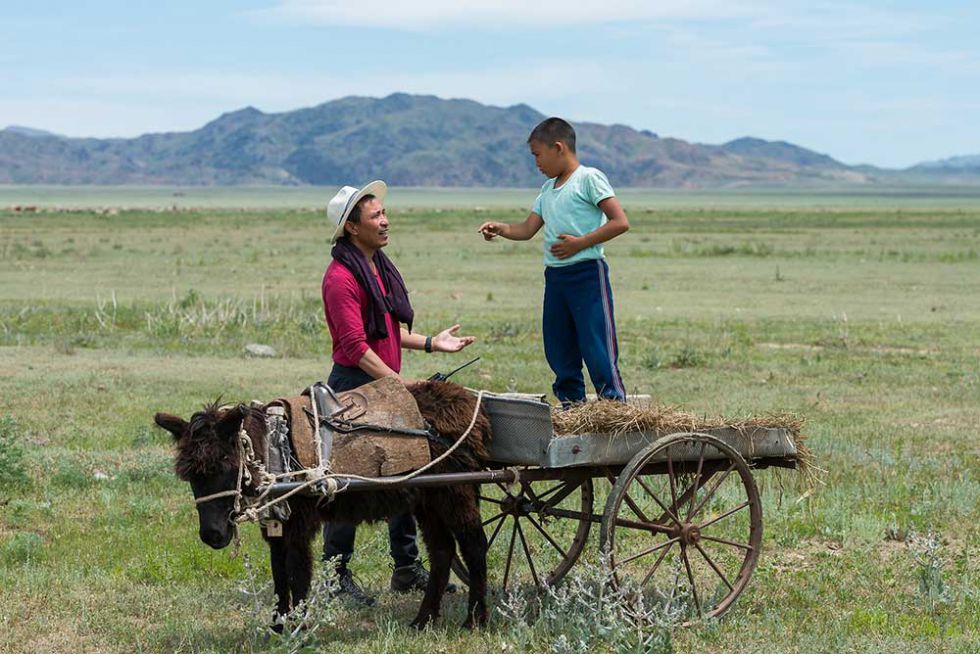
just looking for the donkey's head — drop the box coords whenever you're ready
[155,403,248,549]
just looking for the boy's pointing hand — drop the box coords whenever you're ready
[478,222,502,240]
[550,234,586,259]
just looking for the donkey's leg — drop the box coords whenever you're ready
[411,507,455,629]
[448,486,489,628]
[283,518,317,611]
[266,532,291,628]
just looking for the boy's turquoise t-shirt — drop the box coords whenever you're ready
[532,165,615,267]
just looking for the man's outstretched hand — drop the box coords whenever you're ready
[432,324,475,352]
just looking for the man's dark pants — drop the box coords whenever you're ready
[321,363,420,569]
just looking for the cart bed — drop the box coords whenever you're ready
[481,392,799,468]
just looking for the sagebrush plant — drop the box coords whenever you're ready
[0,415,29,487]
[239,553,343,653]
[496,557,678,654]
[907,531,950,610]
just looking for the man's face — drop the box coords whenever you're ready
[347,198,389,250]
[529,140,563,178]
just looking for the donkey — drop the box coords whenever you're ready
[154,381,491,630]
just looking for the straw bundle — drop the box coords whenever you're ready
[551,400,818,486]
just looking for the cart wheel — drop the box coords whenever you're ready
[599,432,762,623]
[452,474,593,593]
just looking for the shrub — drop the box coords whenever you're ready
[497,559,678,654]
[0,415,29,487]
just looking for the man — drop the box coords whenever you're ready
[321,180,474,605]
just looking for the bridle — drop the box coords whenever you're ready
[192,416,258,520]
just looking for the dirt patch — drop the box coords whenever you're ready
[758,342,937,355]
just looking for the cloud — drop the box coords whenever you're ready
[23,59,617,136]
[251,0,754,29]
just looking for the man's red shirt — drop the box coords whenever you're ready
[322,260,402,372]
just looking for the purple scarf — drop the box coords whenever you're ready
[331,238,414,339]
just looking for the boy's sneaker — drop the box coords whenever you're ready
[390,560,457,594]
[332,567,376,607]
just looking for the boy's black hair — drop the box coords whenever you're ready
[528,117,576,153]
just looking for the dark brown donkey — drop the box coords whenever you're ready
[154,381,491,629]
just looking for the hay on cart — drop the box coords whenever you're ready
[551,400,819,487]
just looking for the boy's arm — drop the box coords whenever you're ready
[478,212,544,241]
[550,197,629,260]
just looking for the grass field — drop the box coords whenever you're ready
[0,190,978,653]
[5,183,980,210]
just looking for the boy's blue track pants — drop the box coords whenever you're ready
[543,258,626,404]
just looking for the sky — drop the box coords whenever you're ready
[1,1,978,168]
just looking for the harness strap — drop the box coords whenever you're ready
[192,391,486,526]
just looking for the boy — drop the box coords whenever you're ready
[478,117,629,405]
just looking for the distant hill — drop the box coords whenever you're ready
[2,125,62,138]
[0,93,888,187]
[910,154,980,174]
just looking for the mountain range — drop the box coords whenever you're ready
[0,94,974,187]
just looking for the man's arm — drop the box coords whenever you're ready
[549,197,629,260]
[401,325,475,352]
[356,348,399,379]
[478,212,544,242]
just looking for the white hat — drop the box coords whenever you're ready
[327,180,388,243]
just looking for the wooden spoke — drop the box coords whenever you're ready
[532,481,574,505]
[681,547,702,617]
[667,447,679,517]
[699,501,750,530]
[615,536,680,568]
[524,512,569,560]
[687,442,707,521]
[641,541,677,587]
[701,534,754,552]
[694,542,735,592]
[611,515,674,535]
[501,517,518,591]
[482,512,506,528]
[688,464,735,521]
[621,489,654,523]
[486,512,508,549]
[634,475,682,527]
[515,519,541,587]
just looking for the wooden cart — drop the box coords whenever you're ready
[271,391,800,622]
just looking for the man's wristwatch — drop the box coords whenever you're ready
[424,335,433,353]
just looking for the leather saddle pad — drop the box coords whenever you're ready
[273,376,431,477]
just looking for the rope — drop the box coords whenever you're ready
[505,465,522,493]
[309,383,323,469]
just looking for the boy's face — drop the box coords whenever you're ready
[529,140,565,178]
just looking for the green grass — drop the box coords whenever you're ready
[1,195,978,653]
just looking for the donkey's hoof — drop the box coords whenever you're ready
[410,615,434,631]
[462,611,487,630]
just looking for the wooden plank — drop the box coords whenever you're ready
[543,427,798,468]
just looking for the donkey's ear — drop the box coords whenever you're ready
[215,404,247,435]
[154,413,188,439]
